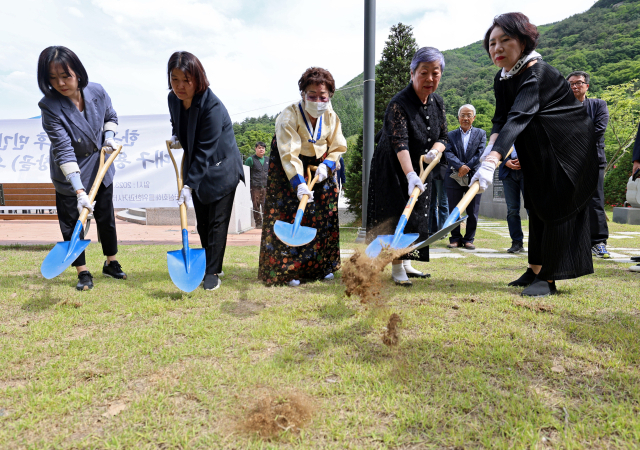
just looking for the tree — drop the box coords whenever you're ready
[343,132,364,217]
[374,23,418,134]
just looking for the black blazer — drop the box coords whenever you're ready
[168,88,244,204]
[443,127,486,189]
[634,122,640,163]
[584,97,609,166]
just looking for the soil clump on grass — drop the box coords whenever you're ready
[382,313,402,347]
[342,247,409,304]
[241,391,314,439]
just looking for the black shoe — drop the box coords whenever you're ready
[463,242,476,250]
[406,271,430,278]
[508,268,536,287]
[521,278,557,297]
[103,260,127,279]
[392,276,413,287]
[631,256,640,262]
[203,274,221,291]
[507,242,524,253]
[76,271,94,291]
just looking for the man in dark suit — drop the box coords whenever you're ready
[444,104,486,250]
[630,124,640,273]
[567,71,611,259]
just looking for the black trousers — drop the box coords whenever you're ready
[55,183,118,267]
[589,166,609,245]
[446,184,482,244]
[192,189,236,275]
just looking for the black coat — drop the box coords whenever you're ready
[443,127,486,189]
[584,97,609,166]
[366,83,448,259]
[168,88,245,204]
[491,60,598,224]
[632,120,640,163]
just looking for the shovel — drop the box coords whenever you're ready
[165,140,206,292]
[41,145,122,279]
[274,165,319,247]
[365,153,442,258]
[412,147,514,251]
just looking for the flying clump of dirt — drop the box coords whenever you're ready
[382,313,402,347]
[241,391,314,439]
[342,247,410,304]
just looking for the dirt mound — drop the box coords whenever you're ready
[241,391,314,439]
[342,247,409,304]
[382,313,402,347]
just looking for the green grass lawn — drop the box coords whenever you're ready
[1,215,639,449]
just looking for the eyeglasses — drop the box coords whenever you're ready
[569,81,587,87]
[459,114,474,119]
[306,94,330,103]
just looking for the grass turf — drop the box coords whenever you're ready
[0,215,639,449]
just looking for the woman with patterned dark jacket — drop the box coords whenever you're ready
[367,47,449,286]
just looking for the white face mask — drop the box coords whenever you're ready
[304,99,330,118]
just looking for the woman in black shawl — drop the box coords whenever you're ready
[471,13,598,297]
[366,47,449,286]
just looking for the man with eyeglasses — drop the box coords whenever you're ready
[567,71,611,259]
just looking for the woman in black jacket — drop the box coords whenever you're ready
[471,13,598,297]
[167,51,245,291]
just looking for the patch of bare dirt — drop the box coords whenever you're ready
[382,313,402,347]
[514,300,553,313]
[240,390,314,439]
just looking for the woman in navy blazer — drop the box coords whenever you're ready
[37,46,127,291]
[166,51,244,291]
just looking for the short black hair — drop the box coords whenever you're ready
[483,13,540,56]
[167,51,210,95]
[37,46,89,97]
[567,71,590,85]
[255,142,266,149]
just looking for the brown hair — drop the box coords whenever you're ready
[298,67,335,97]
[483,12,540,56]
[167,51,210,95]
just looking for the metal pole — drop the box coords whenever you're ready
[356,0,375,243]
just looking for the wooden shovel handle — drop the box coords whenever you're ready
[79,145,123,226]
[298,165,319,211]
[455,146,514,214]
[402,153,443,220]
[166,140,188,230]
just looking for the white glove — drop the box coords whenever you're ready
[104,137,119,154]
[297,183,314,202]
[469,160,496,193]
[76,191,95,214]
[406,171,425,196]
[424,149,439,164]
[480,143,494,162]
[178,185,193,207]
[316,163,329,182]
[169,135,182,149]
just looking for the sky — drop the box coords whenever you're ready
[0,0,598,122]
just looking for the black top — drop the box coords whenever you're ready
[366,83,448,257]
[491,60,598,223]
[168,88,245,204]
[583,97,609,165]
[634,122,640,163]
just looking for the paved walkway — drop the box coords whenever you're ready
[0,219,263,246]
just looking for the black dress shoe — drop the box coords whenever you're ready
[392,276,413,287]
[76,271,94,291]
[507,242,524,253]
[631,256,640,262]
[406,271,430,278]
[203,274,221,291]
[508,268,536,287]
[103,260,127,279]
[521,278,557,297]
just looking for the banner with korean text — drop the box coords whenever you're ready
[0,115,188,208]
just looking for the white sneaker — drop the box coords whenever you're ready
[218,271,224,277]
[288,279,301,287]
[630,264,640,273]
[324,273,334,280]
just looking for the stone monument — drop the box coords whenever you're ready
[612,176,640,225]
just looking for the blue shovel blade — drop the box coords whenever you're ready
[274,220,317,247]
[365,233,420,258]
[167,247,206,292]
[41,220,90,279]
